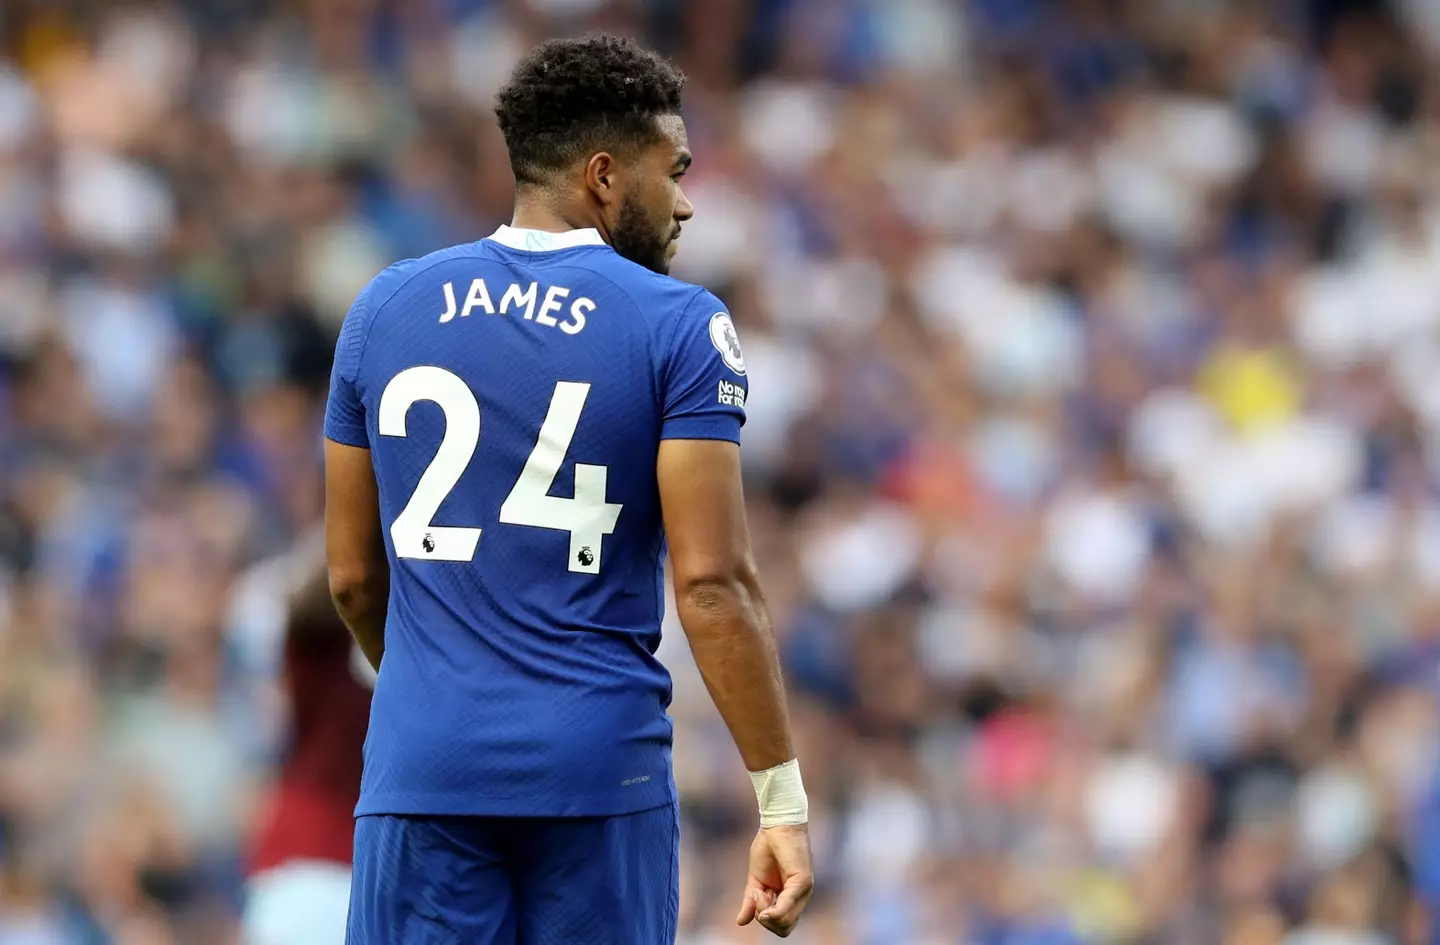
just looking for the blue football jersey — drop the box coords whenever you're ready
[324,226,748,817]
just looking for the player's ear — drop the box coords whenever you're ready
[584,153,620,207]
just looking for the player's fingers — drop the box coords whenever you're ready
[738,884,777,926]
[761,879,812,920]
[756,914,796,938]
[736,884,763,926]
[758,878,813,934]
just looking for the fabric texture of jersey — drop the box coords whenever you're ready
[324,227,747,818]
[345,807,680,945]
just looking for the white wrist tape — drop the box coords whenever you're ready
[748,759,808,828]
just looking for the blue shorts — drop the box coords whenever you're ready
[345,804,679,945]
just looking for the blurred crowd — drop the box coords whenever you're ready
[2,0,1440,942]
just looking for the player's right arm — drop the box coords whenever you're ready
[655,293,813,938]
[658,440,813,938]
[659,440,793,770]
[323,285,389,671]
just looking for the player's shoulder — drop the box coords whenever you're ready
[590,262,746,374]
[543,252,678,304]
[577,254,725,331]
[360,241,496,313]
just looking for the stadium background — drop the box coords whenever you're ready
[2,0,1440,942]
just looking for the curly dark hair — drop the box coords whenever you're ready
[495,35,686,187]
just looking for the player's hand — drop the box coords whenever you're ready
[735,824,814,937]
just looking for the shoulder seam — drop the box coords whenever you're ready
[517,259,706,322]
[658,285,710,348]
[660,287,710,410]
[530,264,710,426]
[528,263,702,413]
[354,248,493,370]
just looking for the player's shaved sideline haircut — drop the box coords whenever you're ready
[494,35,685,187]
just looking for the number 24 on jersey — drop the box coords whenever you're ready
[378,367,623,574]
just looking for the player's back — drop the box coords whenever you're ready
[324,226,747,819]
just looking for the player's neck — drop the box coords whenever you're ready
[508,198,608,244]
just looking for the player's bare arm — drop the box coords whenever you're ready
[658,439,791,768]
[657,438,814,937]
[325,439,389,670]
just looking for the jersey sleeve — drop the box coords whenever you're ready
[323,283,378,448]
[658,289,749,443]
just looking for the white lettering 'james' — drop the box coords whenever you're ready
[439,279,591,334]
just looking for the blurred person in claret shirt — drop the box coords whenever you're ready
[241,564,373,945]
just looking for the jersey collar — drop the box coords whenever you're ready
[486,225,607,252]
